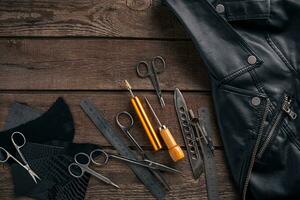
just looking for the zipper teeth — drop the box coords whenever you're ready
[257,95,294,158]
[242,100,270,200]
[257,111,283,158]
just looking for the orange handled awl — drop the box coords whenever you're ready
[124,80,162,151]
[144,97,185,162]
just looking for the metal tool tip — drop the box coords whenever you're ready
[124,80,131,90]
[112,183,120,189]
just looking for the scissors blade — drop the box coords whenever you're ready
[149,74,165,108]
[144,159,182,174]
[85,167,120,189]
[28,170,41,183]
[27,167,41,183]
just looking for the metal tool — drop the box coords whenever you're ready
[136,56,166,108]
[144,97,185,162]
[124,80,162,151]
[189,109,219,200]
[68,151,119,189]
[89,149,180,174]
[0,132,41,183]
[116,111,171,190]
[174,88,203,179]
[189,109,214,153]
[80,99,167,199]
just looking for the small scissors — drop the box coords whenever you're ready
[0,132,41,183]
[136,56,166,108]
[116,111,144,154]
[116,111,175,190]
[68,151,120,189]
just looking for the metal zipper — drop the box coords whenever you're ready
[242,95,297,199]
[257,95,297,159]
[242,99,270,200]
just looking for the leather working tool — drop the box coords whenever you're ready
[144,97,185,162]
[136,56,166,108]
[84,149,180,173]
[80,99,167,199]
[68,150,120,189]
[174,88,203,179]
[189,109,219,200]
[124,80,162,151]
[0,132,41,183]
[189,109,214,153]
[116,111,170,190]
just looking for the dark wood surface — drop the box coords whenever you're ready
[0,0,240,199]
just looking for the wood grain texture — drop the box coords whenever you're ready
[0,38,210,91]
[0,0,186,38]
[0,149,239,200]
[0,92,222,147]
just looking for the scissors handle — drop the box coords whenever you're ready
[90,149,109,166]
[69,152,91,178]
[0,147,10,163]
[151,56,166,74]
[115,111,134,131]
[0,146,31,172]
[136,61,151,78]
[68,163,85,178]
[11,132,26,148]
[74,152,91,166]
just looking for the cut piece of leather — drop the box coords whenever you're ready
[0,97,75,161]
[11,143,98,200]
[1,98,97,200]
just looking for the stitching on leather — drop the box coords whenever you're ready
[282,123,300,152]
[219,62,261,85]
[224,0,266,3]
[249,70,266,95]
[203,0,259,56]
[224,0,270,20]
[227,14,269,21]
[220,84,267,97]
[265,33,298,74]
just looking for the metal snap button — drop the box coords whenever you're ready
[247,55,257,65]
[216,4,225,14]
[251,97,261,106]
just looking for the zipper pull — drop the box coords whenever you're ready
[282,95,297,120]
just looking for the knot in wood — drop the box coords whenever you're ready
[126,0,151,11]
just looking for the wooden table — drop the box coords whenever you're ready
[0,0,239,199]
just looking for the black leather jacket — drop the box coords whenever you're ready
[166,0,300,199]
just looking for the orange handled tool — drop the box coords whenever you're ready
[144,97,185,162]
[124,80,162,151]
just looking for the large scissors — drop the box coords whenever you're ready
[136,56,166,108]
[68,151,120,189]
[0,132,41,183]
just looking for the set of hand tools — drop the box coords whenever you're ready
[0,56,219,200]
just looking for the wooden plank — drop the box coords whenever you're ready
[0,38,209,91]
[0,92,221,147]
[0,149,239,200]
[0,0,186,38]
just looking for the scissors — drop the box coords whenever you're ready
[136,56,166,108]
[68,151,120,189]
[0,132,41,183]
[116,111,144,154]
[116,111,176,190]
[93,149,181,174]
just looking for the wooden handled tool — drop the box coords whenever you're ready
[144,97,185,162]
[124,80,162,151]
